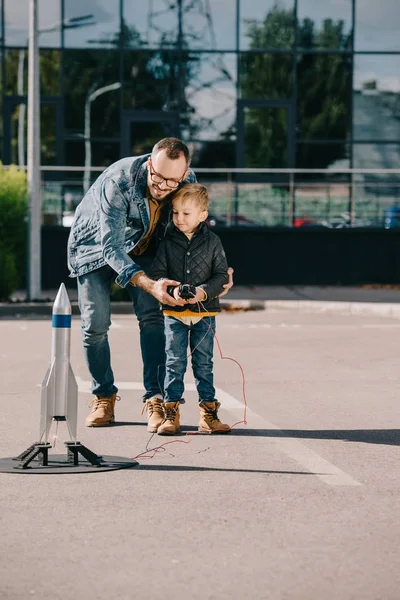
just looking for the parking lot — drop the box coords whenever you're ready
[1,307,400,600]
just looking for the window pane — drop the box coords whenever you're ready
[296,142,350,169]
[4,49,28,95]
[236,182,290,226]
[182,0,236,50]
[40,50,61,95]
[65,140,84,166]
[240,53,293,99]
[38,0,62,47]
[240,0,295,50]
[127,121,173,157]
[9,103,27,166]
[122,0,178,48]
[4,0,62,47]
[63,50,120,138]
[294,181,351,228]
[64,0,120,48]
[243,106,288,168]
[353,174,400,228]
[353,55,400,141]
[183,53,237,140]
[8,100,60,167]
[91,141,120,167]
[353,144,400,170]
[297,54,351,140]
[4,49,60,95]
[40,104,57,165]
[190,141,236,168]
[355,0,400,51]
[5,0,28,46]
[297,0,352,50]
[123,51,181,111]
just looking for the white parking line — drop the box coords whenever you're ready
[218,389,361,486]
[76,377,361,486]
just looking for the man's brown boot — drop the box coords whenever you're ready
[157,401,181,435]
[85,393,119,427]
[142,397,165,432]
[198,401,231,433]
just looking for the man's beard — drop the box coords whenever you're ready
[147,183,172,201]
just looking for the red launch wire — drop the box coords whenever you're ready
[133,298,247,460]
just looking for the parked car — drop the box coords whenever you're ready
[384,207,400,229]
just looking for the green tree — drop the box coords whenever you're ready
[0,165,28,299]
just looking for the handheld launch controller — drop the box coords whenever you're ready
[167,283,197,299]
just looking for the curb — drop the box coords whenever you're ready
[264,299,400,318]
[2,299,400,318]
[0,299,265,318]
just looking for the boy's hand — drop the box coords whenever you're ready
[172,286,182,302]
[218,267,234,298]
[187,287,207,304]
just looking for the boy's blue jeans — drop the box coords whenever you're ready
[77,260,165,399]
[164,315,216,403]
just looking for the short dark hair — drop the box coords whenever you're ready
[152,138,191,166]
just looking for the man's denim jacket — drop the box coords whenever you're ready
[67,154,196,288]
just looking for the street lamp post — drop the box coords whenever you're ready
[24,12,95,299]
[83,82,122,193]
[27,0,41,300]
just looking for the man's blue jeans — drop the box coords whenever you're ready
[164,315,216,403]
[77,259,165,399]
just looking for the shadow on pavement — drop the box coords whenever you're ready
[229,428,400,446]
[112,421,148,427]
[135,464,318,475]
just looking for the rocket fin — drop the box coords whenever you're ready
[65,364,78,441]
[40,360,56,443]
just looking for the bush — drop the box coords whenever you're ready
[0,164,28,299]
[0,245,18,301]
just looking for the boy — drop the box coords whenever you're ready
[151,183,231,435]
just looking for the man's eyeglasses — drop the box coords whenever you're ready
[149,163,185,190]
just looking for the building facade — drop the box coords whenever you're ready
[1,0,399,170]
[1,0,400,229]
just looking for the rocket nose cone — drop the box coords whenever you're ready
[53,283,71,315]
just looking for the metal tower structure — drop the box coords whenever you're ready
[146,0,236,139]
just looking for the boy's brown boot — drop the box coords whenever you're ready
[157,401,181,435]
[85,393,120,427]
[198,401,231,433]
[142,397,165,432]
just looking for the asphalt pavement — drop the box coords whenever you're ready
[1,302,400,599]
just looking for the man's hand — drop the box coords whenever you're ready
[187,287,207,304]
[218,267,234,298]
[134,274,186,306]
[152,279,186,306]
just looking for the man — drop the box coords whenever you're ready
[67,138,232,429]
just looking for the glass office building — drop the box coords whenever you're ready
[1,0,399,225]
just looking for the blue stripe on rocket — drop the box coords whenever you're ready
[52,315,72,328]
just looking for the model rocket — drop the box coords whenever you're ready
[40,283,78,443]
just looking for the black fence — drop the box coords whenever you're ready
[42,225,400,290]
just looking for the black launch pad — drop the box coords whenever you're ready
[0,441,138,474]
